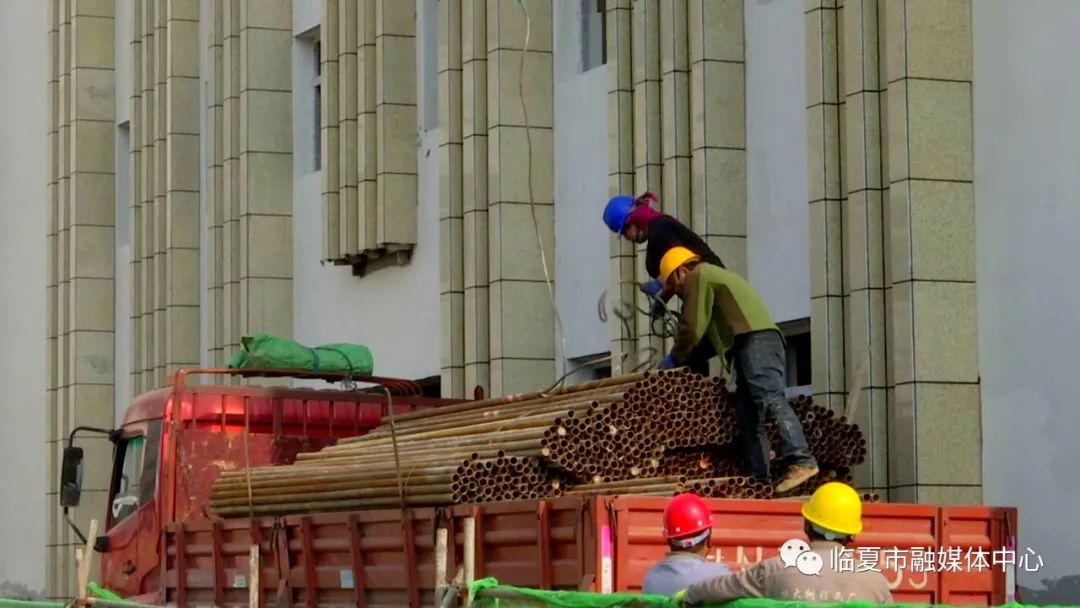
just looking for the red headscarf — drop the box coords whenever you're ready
[624,191,663,231]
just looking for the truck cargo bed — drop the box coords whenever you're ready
[162,496,1017,608]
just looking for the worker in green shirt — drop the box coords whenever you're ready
[656,246,819,494]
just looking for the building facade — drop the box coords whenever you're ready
[0,0,1077,602]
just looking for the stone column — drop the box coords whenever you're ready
[883,0,980,504]
[205,0,225,366]
[688,0,747,276]
[461,0,491,395]
[238,2,294,340]
[841,0,890,492]
[164,1,201,374]
[439,0,466,396]
[486,0,555,395]
[605,0,640,374]
[806,0,847,414]
[46,0,116,596]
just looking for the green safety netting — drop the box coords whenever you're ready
[0,582,148,608]
[467,578,1075,608]
[227,332,374,376]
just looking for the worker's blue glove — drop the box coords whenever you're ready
[658,355,677,370]
[640,278,663,298]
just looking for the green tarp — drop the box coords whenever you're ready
[226,332,375,376]
[467,578,1075,608]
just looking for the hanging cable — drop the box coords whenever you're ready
[515,0,569,380]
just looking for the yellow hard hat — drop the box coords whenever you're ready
[800,482,864,536]
[659,247,700,284]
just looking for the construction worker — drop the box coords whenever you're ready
[602,192,723,375]
[676,482,894,604]
[655,246,818,493]
[642,493,732,595]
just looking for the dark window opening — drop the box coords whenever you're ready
[313,38,322,171]
[581,0,607,71]
[779,318,811,388]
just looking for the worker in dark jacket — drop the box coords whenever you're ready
[655,246,818,493]
[602,192,723,374]
[677,482,893,605]
[642,493,732,595]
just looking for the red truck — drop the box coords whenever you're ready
[60,369,1020,607]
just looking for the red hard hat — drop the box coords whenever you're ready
[663,493,714,548]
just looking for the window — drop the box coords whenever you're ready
[779,318,811,394]
[296,27,322,172]
[313,37,322,171]
[110,436,145,526]
[581,0,607,72]
[563,354,612,385]
[108,420,161,528]
[418,0,439,130]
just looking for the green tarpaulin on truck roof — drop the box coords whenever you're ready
[467,578,1076,608]
[226,332,374,376]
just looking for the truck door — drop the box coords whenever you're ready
[102,421,161,597]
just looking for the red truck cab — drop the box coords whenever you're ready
[58,368,460,602]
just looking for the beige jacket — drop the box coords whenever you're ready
[684,541,894,604]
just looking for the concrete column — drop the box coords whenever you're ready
[883,0,980,504]
[152,0,167,382]
[605,0,639,375]
[321,0,416,269]
[659,0,691,222]
[375,0,418,246]
[47,0,116,596]
[461,0,491,397]
[630,0,663,361]
[45,0,60,584]
[806,0,847,413]
[320,0,341,259]
[688,0,747,275]
[136,0,156,390]
[485,0,555,395]
[221,0,241,363]
[358,0,378,253]
[164,1,200,373]
[841,0,889,493]
[439,0,465,397]
[206,0,225,366]
[337,0,360,252]
[238,2,293,339]
[45,0,64,592]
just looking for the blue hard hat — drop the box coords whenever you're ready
[603,195,636,234]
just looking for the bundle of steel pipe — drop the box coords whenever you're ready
[208,370,871,515]
[675,476,775,500]
[775,396,868,468]
[561,475,771,499]
[659,446,742,479]
[539,369,737,481]
[209,460,462,516]
[450,454,559,504]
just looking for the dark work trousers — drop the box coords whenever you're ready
[729,330,817,482]
[685,338,715,376]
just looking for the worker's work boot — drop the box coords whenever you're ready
[774,463,819,494]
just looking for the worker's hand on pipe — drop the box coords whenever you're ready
[640,278,663,298]
[658,355,677,370]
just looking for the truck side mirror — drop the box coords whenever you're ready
[60,446,84,508]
